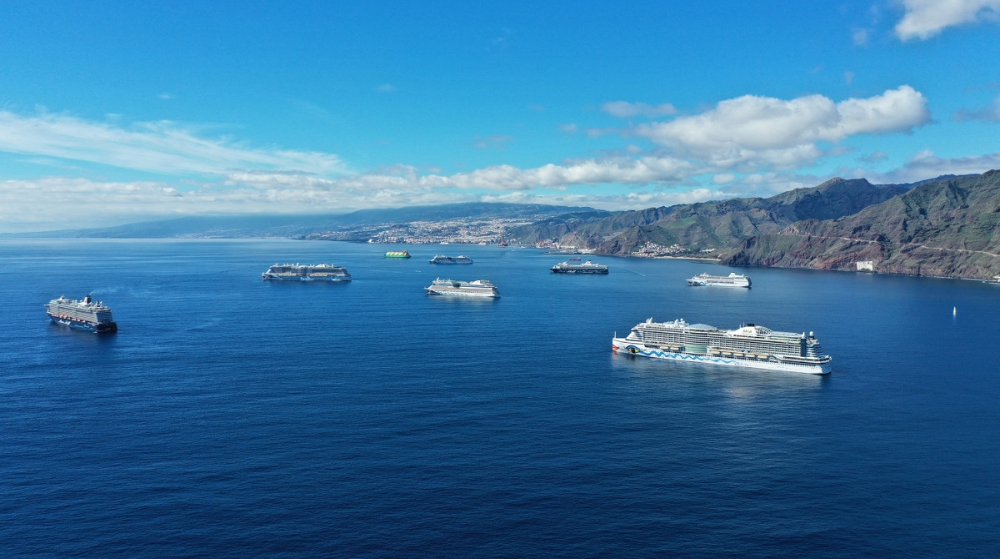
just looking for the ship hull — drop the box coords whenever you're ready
[687,280,750,287]
[551,269,609,274]
[262,274,351,282]
[612,337,830,374]
[425,288,498,298]
[48,314,118,333]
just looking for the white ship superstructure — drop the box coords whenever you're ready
[46,295,118,333]
[551,260,609,274]
[425,278,500,298]
[612,318,831,374]
[687,272,751,287]
[430,255,473,264]
[262,263,352,282]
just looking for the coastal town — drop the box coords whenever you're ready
[304,217,534,246]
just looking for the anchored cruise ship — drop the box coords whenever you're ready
[687,272,751,288]
[262,263,352,282]
[429,255,473,264]
[425,278,500,298]
[46,295,118,333]
[612,318,831,374]
[551,260,609,274]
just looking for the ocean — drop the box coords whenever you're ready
[1,239,998,558]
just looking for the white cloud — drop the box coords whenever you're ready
[867,149,1000,183]
[895,0,1000,41]
[375,83,396,93]
[557,123,578,134]
[0,110,347,177]
[601,101,677,118]
[632,86,929,170]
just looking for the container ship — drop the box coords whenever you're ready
[46,295,118,333]
[612,318,831,374]
[262,263,352,282]
[550,260,609,274]
[425,278,500,298]
[687,272,751,288]
[429,255,473,264]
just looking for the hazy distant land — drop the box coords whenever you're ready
[8,172,1000,280]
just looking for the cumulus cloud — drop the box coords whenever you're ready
[0,110,347,177]
[895,0,1000,41]
[631,86,929,170]
[601,101,677,118]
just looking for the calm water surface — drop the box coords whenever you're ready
[1,239,998,558]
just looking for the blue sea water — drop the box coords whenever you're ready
[1,239,998,558]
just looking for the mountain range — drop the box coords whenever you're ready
[508,172,1000,279]
[724,171,1000,279]
[508,177,912,254]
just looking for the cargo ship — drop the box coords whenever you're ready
[384,251,411,258]
[46,295,118,333]
[429,255,473,264]
[425,278,500,298]
[687,272,751,288]
[612,318,831,374]
[550,260,609,274]
[262,263,352,282]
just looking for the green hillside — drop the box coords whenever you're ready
[508,178,908,254]
[723,170,1000,279]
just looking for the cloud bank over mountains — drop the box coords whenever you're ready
[2,83,993,232]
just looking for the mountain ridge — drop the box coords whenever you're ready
[722,170,1000,279]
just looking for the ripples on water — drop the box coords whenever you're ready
[1,239,998,558]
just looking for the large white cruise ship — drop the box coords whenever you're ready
[687,272,751,288]
[612,318,831,374]
[262,263,351,282]
[425,278,500,298]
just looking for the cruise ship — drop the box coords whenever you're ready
[429,255,473,264]
[262,263,352,282]
[612,318,831,374]
[425,278,500,298]
[687,272,751,288]
[551,260,609,274]
[46,295,118,333]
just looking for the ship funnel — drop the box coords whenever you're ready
[809,331,814,337]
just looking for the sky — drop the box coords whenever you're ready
[2,0,1000,232]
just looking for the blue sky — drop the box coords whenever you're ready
[2,0,1000,231]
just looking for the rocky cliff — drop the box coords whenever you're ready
[723,170,1000,279]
